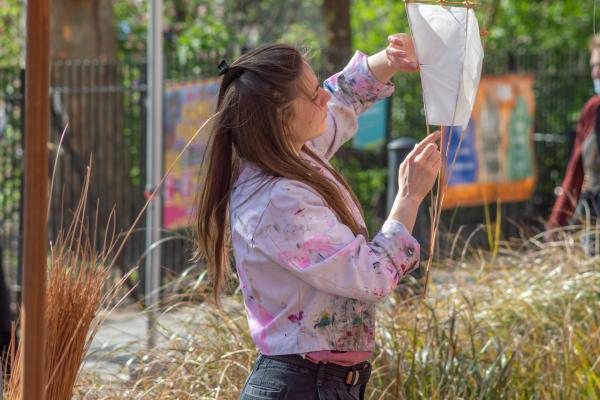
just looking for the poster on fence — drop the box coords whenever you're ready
[353,97,390,149]
[442,74,537,209]
[163,78,220,229]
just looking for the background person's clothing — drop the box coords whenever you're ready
[581,128,600,194]
[230,51,420,362]
[549,96,600,227]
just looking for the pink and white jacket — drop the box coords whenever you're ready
[230,51,420,356]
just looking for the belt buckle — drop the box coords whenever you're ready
[345,367,360,386]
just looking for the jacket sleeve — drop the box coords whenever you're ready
[252,180,420,302]
[308,51,394,160]
[548,96,600,228]
[547,146,584,228]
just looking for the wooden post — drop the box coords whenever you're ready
[21,0,50,398]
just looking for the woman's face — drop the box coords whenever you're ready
[287,62,332,151]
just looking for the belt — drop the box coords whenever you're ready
[263,354,371,386]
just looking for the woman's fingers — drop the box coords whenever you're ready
[387,33,407,48]
[414,131,440,153]
[414,142,436,162]
[430,156,442,172]
[396,130,443,202]
[386,48,407,58]
[387,33,419,72]
[388,57,419,71]
[410,131,440,161]
[426,145,441,163]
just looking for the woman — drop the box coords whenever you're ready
[195,34,441,399]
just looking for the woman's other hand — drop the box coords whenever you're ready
[367,32,419,83]
[388,131,441,232]
[397,131,442,204]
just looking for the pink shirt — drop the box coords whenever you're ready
[230,51,420,365]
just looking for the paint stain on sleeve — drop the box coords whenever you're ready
[287,311,304,325]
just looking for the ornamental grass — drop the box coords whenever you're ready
[4,163,131,400]
[72,226,599,399]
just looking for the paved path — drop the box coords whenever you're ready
[81,270,468,385]
[83,304,207,382]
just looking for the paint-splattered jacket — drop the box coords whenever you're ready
[230,51,420,355]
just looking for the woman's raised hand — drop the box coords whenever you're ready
[397,131,442,204]
[386,33,419,73]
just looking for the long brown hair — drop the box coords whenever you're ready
[195,44,367,305]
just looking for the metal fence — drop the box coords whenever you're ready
[0,52,227,306]
[0,46,594,305]
[0,68,24,307]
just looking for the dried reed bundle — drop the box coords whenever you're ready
[4,163,131,400]
[80,228,599,399]
[4,113,220,399]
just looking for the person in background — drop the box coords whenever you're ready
[547,34,600,244]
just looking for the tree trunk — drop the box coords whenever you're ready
[322,0,352,76]
[49,0,141,300]
[50,0,118,61]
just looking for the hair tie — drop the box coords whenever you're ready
[217,59,230,76]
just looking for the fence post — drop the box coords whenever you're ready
[17,68,26,306]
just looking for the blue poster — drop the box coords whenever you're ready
[353,98,389,149]
[443,122,478,185]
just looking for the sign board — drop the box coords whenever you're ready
[353,97,389,149]
[443,74,536,208]
[162,78,220,229]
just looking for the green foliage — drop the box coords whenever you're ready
[332,154,388,235]
[487,0,596,52]
[112,0,149,56]
[350,0,598,54]
[113,0,323,64]
[351,0,410,55]
[0,0,22,66]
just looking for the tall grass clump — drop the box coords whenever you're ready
[371,227,600,399]
[75,227,599,399]
[4,165,131,400]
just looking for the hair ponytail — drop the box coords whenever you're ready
[195,44,369,306]
[194,110,239,306]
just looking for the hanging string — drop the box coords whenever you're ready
[404,0,483,297]
[424,3,474,297]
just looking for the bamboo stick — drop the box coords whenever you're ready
[404,0,479,8]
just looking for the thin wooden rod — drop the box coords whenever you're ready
[21,0,50,398]
[404,0,479,8]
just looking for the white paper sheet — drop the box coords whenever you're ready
[407,3,484,126]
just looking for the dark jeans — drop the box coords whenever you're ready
[572,191,600,223]
[240,354,370,400]
[571,191,600,256]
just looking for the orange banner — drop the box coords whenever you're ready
[442,74,537,208]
